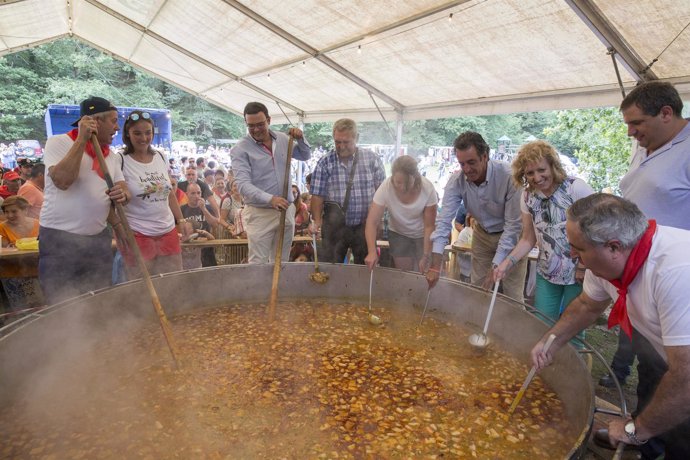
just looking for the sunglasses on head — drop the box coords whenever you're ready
[128,112,151,122]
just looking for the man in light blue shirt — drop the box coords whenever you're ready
[620,82,690,230]
[426,131,527,302]
[230,102,311,264]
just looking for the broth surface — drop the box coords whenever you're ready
[1,301,577,458]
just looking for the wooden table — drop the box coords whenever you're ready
[182,235,313,265]
[181,235,313,248]
[2,236,391,279]
[0,247,39,278]
[0,248,43,313]
[0,236,314,278]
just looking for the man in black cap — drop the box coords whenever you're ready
[16,158,33,184]
[39,96,130,304]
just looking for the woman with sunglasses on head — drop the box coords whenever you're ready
[115,110,186,278]
[493,140,593,333]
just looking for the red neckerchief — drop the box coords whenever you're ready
[67,129,110,179]
[607,220,657,338]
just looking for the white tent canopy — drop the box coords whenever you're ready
[1,0,689,124]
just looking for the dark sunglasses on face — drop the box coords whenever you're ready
[128,112,151,122]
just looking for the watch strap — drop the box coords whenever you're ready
[625,421,648,445]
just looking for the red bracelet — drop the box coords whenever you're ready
[427,268,440,273]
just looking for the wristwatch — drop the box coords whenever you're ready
[624,420,648,445]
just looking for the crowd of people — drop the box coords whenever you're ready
[1,81,689,458]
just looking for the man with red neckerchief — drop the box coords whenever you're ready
[530,193,690,459]
[591,80,690,458]
[39,96,130,304]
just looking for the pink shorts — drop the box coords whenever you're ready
[120,227,181,266]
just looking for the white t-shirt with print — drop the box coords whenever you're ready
[120,151,174,235]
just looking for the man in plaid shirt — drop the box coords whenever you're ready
[310,118,386,264]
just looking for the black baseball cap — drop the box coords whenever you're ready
[71,96,117,126]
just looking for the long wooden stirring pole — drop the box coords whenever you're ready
[507,333,557,416]
[90,134,181,368]
[268,135,294,321]
[612,442,626,460]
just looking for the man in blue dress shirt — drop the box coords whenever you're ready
[426,131,526,302]
[231,102,311,264]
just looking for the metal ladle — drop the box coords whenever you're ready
[368,270,382,325]
[468,280,500,350]
[308,233,329,284]
[418,289,432,327]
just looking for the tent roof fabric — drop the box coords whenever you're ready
[2,0,689,123]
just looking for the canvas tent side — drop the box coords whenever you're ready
[0,0,688,125]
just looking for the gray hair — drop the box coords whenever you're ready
[332,118,358,137]
[93,111,115,122]
[567,193,648,249]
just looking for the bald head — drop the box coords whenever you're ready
[186,182,203,207]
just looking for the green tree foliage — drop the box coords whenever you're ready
[0,38,245,145]
[302,122,333,149]
[0,59,48,140]
[397,112,558,156]
[544,108,630,193]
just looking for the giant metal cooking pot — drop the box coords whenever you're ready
[0,264,593,458]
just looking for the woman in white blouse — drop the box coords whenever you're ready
[365,155,437,272]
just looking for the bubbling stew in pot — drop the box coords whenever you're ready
[1,300,577,458]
